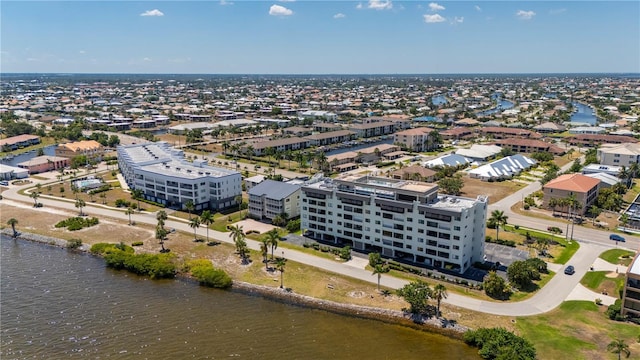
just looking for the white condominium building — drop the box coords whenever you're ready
[300,174,487,274]
[117,142,241,211]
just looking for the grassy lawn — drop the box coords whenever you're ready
[580,271,625,297]
[461,177,524,204]
[553,241,580,265]
[509,271,556,301]
[503,224,579,264]
[517,301,640,360]
[600,249,636,266]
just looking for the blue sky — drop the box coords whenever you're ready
[1,1,638,74]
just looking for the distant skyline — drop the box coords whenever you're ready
[1,1,639,74]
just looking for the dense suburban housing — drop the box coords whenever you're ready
[117,142,241,211]
[300,174,487,274]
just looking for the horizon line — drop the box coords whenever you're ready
[2,72,640,76]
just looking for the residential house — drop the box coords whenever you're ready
[390,165,436,182]
[393,127,438,152]
[542,174,600,215]
[455,144,502,163]
[597,143,640,167]
[423,154,471,168]
[468,154,536,181]
[55,140,104,161]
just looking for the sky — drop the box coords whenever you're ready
[1,1,639,74]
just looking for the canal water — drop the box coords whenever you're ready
[569,102,597,125]
[0,145,57,167]
[0,237,480,359]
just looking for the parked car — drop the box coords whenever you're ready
[609,234,626,242]
[564,265,575,275]
[0,181,9,186]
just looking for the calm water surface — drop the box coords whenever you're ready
[0,237,480,359]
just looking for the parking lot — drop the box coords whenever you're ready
[484,243,530,267]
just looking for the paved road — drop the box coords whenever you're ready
[0,170,617,316]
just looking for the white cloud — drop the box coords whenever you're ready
[451,16,464,24]
[356,2,363,9]
[424,13,445,23]
[269,4,293,16]
[474,5,481,12]
[333,13,346,19]
[428,2,445,12]
[79,50,86,54]
[143,57,152,62]
[516,10,536,20]
[140,9,164,17]
[368,0,392,10]
[219,0,233,5]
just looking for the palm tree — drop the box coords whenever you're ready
[99,192,107,205]
[75,199,86,216]
[189,216,201,241]
[6,218,18,238]
[156,225,168,252]
[229,224,245,245]
[607,339,631,360]
[590,205,601,225]
[156,210,168,230]
[619,166,632,188]
[432,284,448,317]
[264,147,276,167]
[245,145,255,162]
[260,238,269,270]
[620,213,630,233]
[548,198,558,216]
[125,207,134,225]
[200,210,214,243]
[131,189,143,212]
[275,257,287,289]
[30,191,40,206]
[222,141,230,156]
[266,228,280,260]
[488,210,508,241]
[185,200,195,220]
[372,263,390,292]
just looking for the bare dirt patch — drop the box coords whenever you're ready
[461,176,523,203]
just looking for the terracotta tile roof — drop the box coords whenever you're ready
[543,173,600,193]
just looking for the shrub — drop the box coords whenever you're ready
[131,241,143,247]
[67,239,83,249]
[595,298,603,306]
[90,242,134,255]
[104,251,176,279]
[55,217,99,231]
[547,226,562,234]
[286,219,301,232]
[485,235,492,242]
[464,327,536,360]
[606,299,625,321]
[185,259,232,289]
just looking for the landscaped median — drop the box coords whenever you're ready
[502,224,580,264]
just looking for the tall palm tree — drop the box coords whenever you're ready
[99,192,107,205]
[488,210,508,241]
[264,147,276,167]
[6,218,18,238]
[75,199,86,216]
[125,207,134,225]
[620,213,630,233]
[607,338,631,360]
[229,224,245,245]
[185,200,195,220]
[260,238,270,270]
[131,189,143,212]
[200,210,214,243]
[432,284,448,318]
[590,205,601,225]
[156,210,168,230]
[266,228,280,260]
[30,191,40,206]
[276,257,287,289]
[221,141,230,156]
[246,145,255,162]
[618,166,632,188]
[372,263,390,292]
[548,198,558,216]
[189,216,201,241]
[156,225,168,252]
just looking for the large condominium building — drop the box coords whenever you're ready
[55,140,104,161]
[598,143,640,167]
[300,174,487,274]
[117,142,241,211]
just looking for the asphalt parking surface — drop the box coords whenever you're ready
[484,243,530,266]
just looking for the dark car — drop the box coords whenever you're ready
[610,234,626,242]
[564,265,575,275]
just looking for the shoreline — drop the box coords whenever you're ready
[1,229,469,339]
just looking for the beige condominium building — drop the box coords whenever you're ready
[300,174,487,274]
